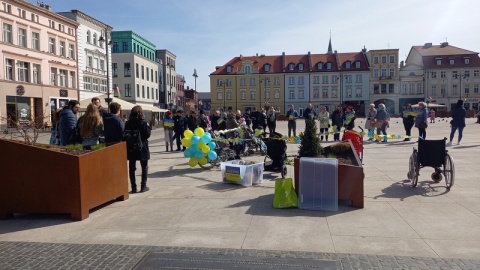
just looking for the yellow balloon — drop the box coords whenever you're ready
[197,141,206,150]
[188,157,198,167]
[184,129,194,139]
[201,145,210,154]
[181,138,192,148]
[194,127,205,137]
[199,157,208,165]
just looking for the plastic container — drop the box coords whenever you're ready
[220,160,264,186]
[298,158,338,211]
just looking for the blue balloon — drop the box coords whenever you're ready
[191,135,200,144]
[207,150,217,161]
[195,150,204,159]
[183,148,191,158]
[208,142,216,149]
[200,134,211,143]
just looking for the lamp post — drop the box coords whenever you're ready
[192,69,198,91]
[222,80,226,112]
[453,72,467,101]
[99,30,112,111]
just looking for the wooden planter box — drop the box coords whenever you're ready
[0,140,129,221]
[294,140,364,208]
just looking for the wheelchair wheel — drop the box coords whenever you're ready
[408,151,419,187]
[431,170,442,183]
[444,153,455,189]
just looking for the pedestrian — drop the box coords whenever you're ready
[251,107,259,130]
[303,103,316,123]
[103,102,125,144]
[173,109,187,151]
[429,109,436,123]
[257,107,267,130]
[225,110,238,129]
[91,97,106,116]
[77,103,104,148]
[343,106,355,131]
[447,100,466,146]
[59,100,80,146]
[243,109,252,128]
[235,110,242,122]
[365,104,377,141]
[402,104,415,141]
[49,109,61,145]
[318,106,329,141]
[286,104,298,138]
[210,110,221,131]
[163,110,174,151]
[125,105,151,193]
[374,103,389,143]
[414,101,428,140]
[197,109,209,129]
[330,105,343,141]
[266,106,277,134]
[187,110,198,131]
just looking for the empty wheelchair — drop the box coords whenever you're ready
[407,138,454,189]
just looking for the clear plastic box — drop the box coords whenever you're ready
[298,158,338,211]
[220,160,264,186]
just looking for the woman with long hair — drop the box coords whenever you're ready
[414,101,429,140]
[447,100,466,146]
[266,106,277,133]
[78,103,104,147]
[125,105,151,193]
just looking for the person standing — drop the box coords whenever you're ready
[402,104,415,141]
[78,104,104,148]
[286,104,298,138]
[197,109,209,129]
[59,100,80,146]
[303,103,316,123]
[375,103,389,143]
[318,106,330,141]
[173,109,187,151]
[447,100,466,146]
[429,109,436,123]
[125,105,151,193]
[187,110,198,131]
[266,106,277,133]
[210,110,221,131]
[243,109,252,128]
[330,105,343,141]
[103,102,125,144]
[414,101,428,140]
[365,104,377,141]
[251,107,259,130]
[257,107,267,130]
[91,97,106,116]
[343,106,355,131]
[163,111,174,151]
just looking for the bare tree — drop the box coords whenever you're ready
[1,110,51,145]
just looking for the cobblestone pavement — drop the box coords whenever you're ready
[1,241,479,269]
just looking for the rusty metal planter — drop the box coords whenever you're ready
[0,139,129,220]
[294,140,364,208]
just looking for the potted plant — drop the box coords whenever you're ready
[293,117,364,208]
[0,116,129,221]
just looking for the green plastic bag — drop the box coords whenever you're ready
[273,178,298,209]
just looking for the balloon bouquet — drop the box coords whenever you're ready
[181,127,218,167]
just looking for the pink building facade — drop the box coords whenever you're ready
[0,0,78,128]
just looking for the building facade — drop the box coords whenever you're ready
[57,10,112,102]
[0,0,79,128]
[175,74,185,109]
[156,49,176,110]
[111,31,159,108]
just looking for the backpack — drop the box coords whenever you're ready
[123,128,143,152]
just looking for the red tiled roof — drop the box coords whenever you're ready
[423,54,480,69]
[413,44,477,56]
[310,53,338,72]
[337,52,369,71]
[283,54,310,73]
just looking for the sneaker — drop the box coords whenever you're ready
[140,186,150,193]
[446,141,452,147]
[457,141,461,145]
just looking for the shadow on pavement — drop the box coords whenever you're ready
[373,180,450,201]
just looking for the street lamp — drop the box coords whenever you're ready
[192,69,198,91]
[453,72,467,101]
[98,30,112,111]
[166,62,174,107]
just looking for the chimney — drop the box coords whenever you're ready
[423,43,433,48]
[256,53,258,57]
[400,60,404,68]
[440,42,449,48]
[239,54,243,60]
[45,5,51,11]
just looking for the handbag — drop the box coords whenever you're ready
[273,178,298,209]
[419,121,428,129]
[69,125,83,145]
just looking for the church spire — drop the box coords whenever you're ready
[327,30,333,54]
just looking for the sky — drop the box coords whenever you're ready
[31,0,480,93]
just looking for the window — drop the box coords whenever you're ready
[298,89,304,99]
[402,83,407,94]
[332,75,338,84]
[409,83,414,94]
[226,65,232,72]
[431,85,437,95]
[5,59,13,80]
[313,87,320,98]
[436,59,441,65]
[298,76,304,85]
[389,68,394,77]
[374,84,379,94]
[226,90,232,100]
[440,71,446,78]
[417,83,422,94]
[465,85,470,94]
[465,58,470,64]
[345,75,352,83]
[18,28,26,47]
[92,78,99,91]
[274,89,280,99]
[93,33,97,46]
[3,3,12,13]
[244,65,251,74]
[17,61,29,82]
[381,84,387,94]
[135,63,139,78]
[464,70,470,78]
[346,88,352,97]
[141,65,144,79]
[155,71,158,83]
[322,75,328,84]
[264,64,270,71]
[136,84,140,97]
[3,23,12,44]
[288,77,294,85]
[374,69,379,78]
[226,79,232,86]
[84,76,91,90]
[59,41,65,57]
[112,42,119,53]
[289,89,295,99]
[381,69,387,77]
[381,56,387,63]
[331,87,338,97]
[86,31,91,43]
[288,63,294,71]
[147,86,150,99]
[217,91,223,100]
[322,88,328,98]
[345,61,351,68]
[146,68,149,80]
[389,84,394,94]
[123,63,131,77]
[441,85,446,96]
[93,58,98,69]
[326,62,332,70]
[122,41,128,52]
[31,32,39,50]
[87,56,92,68]
[355,74,362,83]
[58,70,67,87]
[474,84,479,94]
[452,71,458,78]
[142,85,145,98]
[240,78,246,86]
[100,60,105,71]
[151,69,153,82]
[49,37,55,54]
[317,62,323,69]
[250,90,256,99]
[313,76,319,84]
[452,84,458,95]
[69,44,75,59]
[475,70,479,77]
[250,78,256,85]
[274,77,280,85]
[449,59,454,65]
[355,61,361,68]
[32,64,40,84]
[389,55,395,63]
[431,71,437,78]
[298,63,304,70]
[240,90,246,100]
[69,71,75,88]
[373,56,378,64]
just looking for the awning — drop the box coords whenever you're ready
[412,103,447,108]
[80,94,168,112]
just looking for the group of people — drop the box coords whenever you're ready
[51,97,152,194]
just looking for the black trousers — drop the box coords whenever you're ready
[418,127,426,139]
[129,159,148,189]
[403,122,414,136]
[173,131,185,150]
[288,121,296,138]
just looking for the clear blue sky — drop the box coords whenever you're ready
[32,0,480,93]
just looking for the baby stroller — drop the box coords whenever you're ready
[342,126,364,161]
[239,125,267,156]
[262,132,288,178]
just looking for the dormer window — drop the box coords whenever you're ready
[345,61,351,68]
[288,63,295,71]
[298,63,304,70]
[226,65,232,73]
[326,62,332,70]
[264,64,271,72]
[317,62,323,69]
[355,61,361,68]
[465,58,470,64]
[436,59,442,65]
[244,65,251,74]
[450,59,455,65]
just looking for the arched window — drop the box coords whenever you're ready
[288,63,295,71]
[317,62,323,69]
[345,61,351,68]
[264,64,271,72]
[244,65,251,74]
[355,61,361,68]
[86,31,91,43]
[226,65,232,73]
[326,62,332,70]
[298,63,304,70]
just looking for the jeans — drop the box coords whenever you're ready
[287,121,296,137]
[377,123,388,141]
[449,126,464,142]
[418,127,426,139]
[82,139,99,148]
[129,159,148,190]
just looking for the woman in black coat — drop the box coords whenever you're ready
[125,105,151,193]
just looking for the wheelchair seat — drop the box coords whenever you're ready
[418,139,446,168]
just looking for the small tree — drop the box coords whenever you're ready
[298,117,322,157]
[1,111,49,145]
